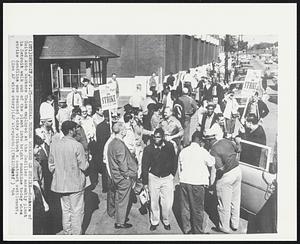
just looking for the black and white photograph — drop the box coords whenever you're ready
[3,3,296,241]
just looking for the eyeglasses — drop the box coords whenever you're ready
[153,136,162,138]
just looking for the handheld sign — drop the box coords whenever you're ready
[98,83,118,111]
[241,69,262,96]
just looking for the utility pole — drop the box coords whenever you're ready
[225,34,229,84]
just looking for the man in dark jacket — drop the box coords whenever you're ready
[96,110,111,193]
[107,122,138,229]
[142,128,177,231]
[239,113,267,167]
[244,92,269,121]
[171,90,185,127]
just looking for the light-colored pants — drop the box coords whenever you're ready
[216,166,242,232]
[148,173,174,225]
[60,190,85,235]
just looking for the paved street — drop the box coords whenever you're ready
[55,56,277,236]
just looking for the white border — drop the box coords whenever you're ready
[3,3,297,241]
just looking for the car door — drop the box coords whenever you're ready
[238,139,277,215]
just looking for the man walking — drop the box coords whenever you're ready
[179,87,198,147]
[178,131,215,234]
[48,121,89,235]
[107,122,138,229]
[142,128,177,231]
[206,133,242,234]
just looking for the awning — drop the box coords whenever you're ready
[39,35,119,60]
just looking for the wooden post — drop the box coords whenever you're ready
[102,58,108,84]
[108,109,112,133]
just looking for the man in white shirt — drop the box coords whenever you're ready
[223,91,239,134]
[81,78,95,107]
[80,106,96,142]
[66,85,82,111]
[178,131,215,234]
[39,95,56,133]
[107,73,120,99]
[205,113,226,141]
[129,83,145,109]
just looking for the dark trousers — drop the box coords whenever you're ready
[107,176,116,218]
[179,183,206,234]
[101,166,109,193]
[183,116,192,147]
[115,178,133,224]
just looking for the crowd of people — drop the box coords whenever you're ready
[33,63,271,235]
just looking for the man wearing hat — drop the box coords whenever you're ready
[179,87,198,147]
[205,132,242,234]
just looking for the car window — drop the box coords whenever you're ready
[238,139,273,173]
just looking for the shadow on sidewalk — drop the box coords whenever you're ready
[82,186,100,234]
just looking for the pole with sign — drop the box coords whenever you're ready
[98,82,118,133]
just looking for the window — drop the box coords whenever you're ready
[50,60,103,89]
[50,63,60,90]
[239,139,273,172]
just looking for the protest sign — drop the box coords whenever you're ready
[98,83,118,111]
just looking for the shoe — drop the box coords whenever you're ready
[150,224,159,231]
[114,223,133,229]
[211,226,230,234]
[163,224,171,230]
[230,226,238,231]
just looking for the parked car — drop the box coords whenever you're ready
[264,58,273,64]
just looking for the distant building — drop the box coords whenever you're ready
[34,35,223,127]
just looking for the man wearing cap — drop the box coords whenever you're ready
[39,95,56,133]
[48,121,89,235]
[206,133,242,234]
[179,88,198,147]
[178,131,215,234]
[66,84,82,112]
[81,78,95,107]
[56,99,70,131]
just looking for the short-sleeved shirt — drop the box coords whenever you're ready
[159,115,183,137]
[210,138,240,176]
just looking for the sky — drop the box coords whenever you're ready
[242,35,278,47]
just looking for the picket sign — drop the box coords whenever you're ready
[98,83,118,132]
[242,69,262,95]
